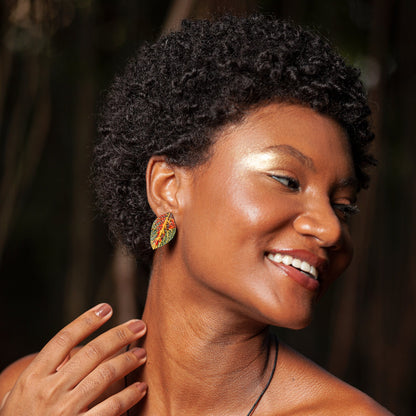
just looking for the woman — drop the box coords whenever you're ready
[0,15,392,415]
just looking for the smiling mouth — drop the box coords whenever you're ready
[266,253,318,280]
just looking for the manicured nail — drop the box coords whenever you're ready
[131,347,146,360]
[94,303,112,318]
[128,319,145,333]
[136,382,147,393]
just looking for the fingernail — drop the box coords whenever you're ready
[136,382,147,393]
[131,347,146,360]
[94,303,112,318]
[128,319,146,333]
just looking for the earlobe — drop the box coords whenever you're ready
[146,156,183,217]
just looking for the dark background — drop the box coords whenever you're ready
[1,1,415,414]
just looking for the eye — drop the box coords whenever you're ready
[332,203,360,221]
[271,175,300,191]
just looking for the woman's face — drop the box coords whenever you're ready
[176,103,356,329]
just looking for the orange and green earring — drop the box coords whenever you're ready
[150,212,177,250]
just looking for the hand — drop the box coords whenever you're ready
[0,303,147,416]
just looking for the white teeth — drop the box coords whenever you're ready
[267,253,318,280]
[300,261,311,273]
[292,258,302,268]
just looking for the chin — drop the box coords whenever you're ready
[255,302,315,330]
[270,310,314,330]
[278,298,318,329]
[285,315,313,330]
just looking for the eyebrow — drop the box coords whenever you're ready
[335,177,359,192]
[262,144,315,171]
[262,144,358,192]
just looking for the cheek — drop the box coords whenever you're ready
[192,177,289,246]
[178,177,278,280]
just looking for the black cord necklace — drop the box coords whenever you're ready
[125,334,279,416]
[246,334,279,416]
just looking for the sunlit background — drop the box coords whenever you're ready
[1,1,415,414]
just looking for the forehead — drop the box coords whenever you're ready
[227,104,349,150]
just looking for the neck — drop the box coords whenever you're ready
[135,259,276,416]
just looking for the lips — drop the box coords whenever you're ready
[266,249,328,292]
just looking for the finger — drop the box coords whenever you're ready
[32,303,113,374]
[56,353,70,371]
[70,347,146,411]
[86,382,147,416]
[60,319,146,388]
[0,391,10,409]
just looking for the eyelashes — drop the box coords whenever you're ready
[270,174,360,220]
[332,203,360,220]
[271,175,300,191]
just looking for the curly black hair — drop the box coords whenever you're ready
[93,14,375,266]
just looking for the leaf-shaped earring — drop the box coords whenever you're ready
[150,212,177,250]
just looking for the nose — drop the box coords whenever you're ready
[292,199,343,249]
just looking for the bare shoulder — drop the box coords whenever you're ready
[264,342,394,416]
[0,354,37,403]
[336,391,394,415]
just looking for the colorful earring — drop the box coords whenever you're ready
[150,212,177,250]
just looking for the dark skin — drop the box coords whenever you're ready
[0,104,392,415]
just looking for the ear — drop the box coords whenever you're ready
[146,156,188,218]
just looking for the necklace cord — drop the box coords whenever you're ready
[125,334,279,416]
[246,334,279,416]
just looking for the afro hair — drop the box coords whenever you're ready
[93,14,375,265]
